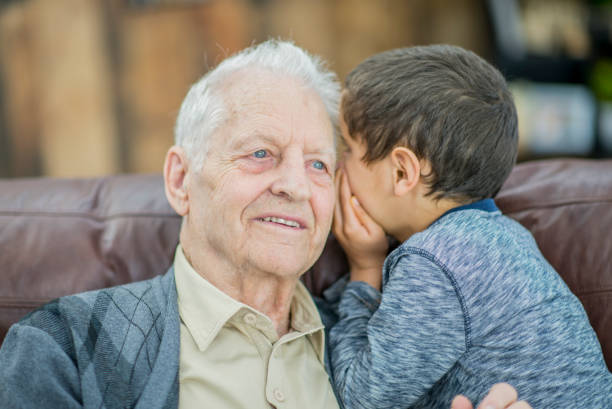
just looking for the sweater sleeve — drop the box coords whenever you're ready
[328,252,467,409]
[0,316,82,408]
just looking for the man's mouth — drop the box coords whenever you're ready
[258,216,304,229]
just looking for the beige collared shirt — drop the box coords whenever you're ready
[174,245,339,409]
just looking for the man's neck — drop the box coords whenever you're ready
[220,272,296,337]
[181,243,297,337]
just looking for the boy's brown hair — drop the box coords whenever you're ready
[342,44,518,202]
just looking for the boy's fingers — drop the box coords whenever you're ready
[350,195,377,235]
[332,170,344,238]
[507,402,531,409]
[349,195,367,227]
[450,395,473,409]
[450,388,530,409]
[332,199,343,239]
[477,383,518,409]
[338,172,361,233]
[349,195,382,235]
[336,170,349,224]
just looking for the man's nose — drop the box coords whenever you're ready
[270,155,311,201]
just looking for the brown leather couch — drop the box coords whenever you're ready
[1,158,611,370]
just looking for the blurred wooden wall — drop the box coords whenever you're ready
[0,0,491,178]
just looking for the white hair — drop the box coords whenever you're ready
[174,39,341,169]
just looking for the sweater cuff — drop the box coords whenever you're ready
[339,281,382,315]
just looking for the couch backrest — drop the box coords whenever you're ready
[1,159,611,370]
[495,159,612,370]
[0,175,181,342]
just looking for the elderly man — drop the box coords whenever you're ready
[0,40,529,409]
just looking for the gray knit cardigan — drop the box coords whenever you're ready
[0,268,180,409]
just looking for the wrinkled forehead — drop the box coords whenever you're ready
[221,68,319,112]
[218,69,336,151]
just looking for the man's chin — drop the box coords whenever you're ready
[249,249,313,279]
[244,232,328,276]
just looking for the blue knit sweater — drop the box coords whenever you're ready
[327,199,612,409]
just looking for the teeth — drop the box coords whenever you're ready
[261,216,301,228]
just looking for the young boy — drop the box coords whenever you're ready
[328,45,612,409]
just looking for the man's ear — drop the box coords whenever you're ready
[390,147,421,196]
[163,146,190,216]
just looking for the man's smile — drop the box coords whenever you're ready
[256,215,306,229]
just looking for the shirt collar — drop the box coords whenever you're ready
[292,279,326,363]
[173,245,325,360]
[174,244,245,352]
[439,198,499,220]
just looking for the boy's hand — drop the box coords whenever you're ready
[333,169,388,291]
[450,383,531,409]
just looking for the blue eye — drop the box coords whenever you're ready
[253,149,267,159]
[312,160,326,170]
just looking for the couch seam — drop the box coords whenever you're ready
[501,197,612,214]
[0,211,180,221]
[0,299,52,308]
[572,287,612,296]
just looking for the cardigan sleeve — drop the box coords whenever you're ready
[0,321,82,408]
[328,252,467,409]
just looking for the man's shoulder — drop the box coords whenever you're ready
[73,270,171,306]
[3,269,180,409]
[18,269,175,340]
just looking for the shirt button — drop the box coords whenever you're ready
[244,313,257,326]
[273,388,285,402]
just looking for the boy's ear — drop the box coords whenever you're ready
[390,147,421,196]
[163,146,190,216]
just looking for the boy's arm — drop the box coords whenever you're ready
[330,169,466,408]
[328,254,467,409]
